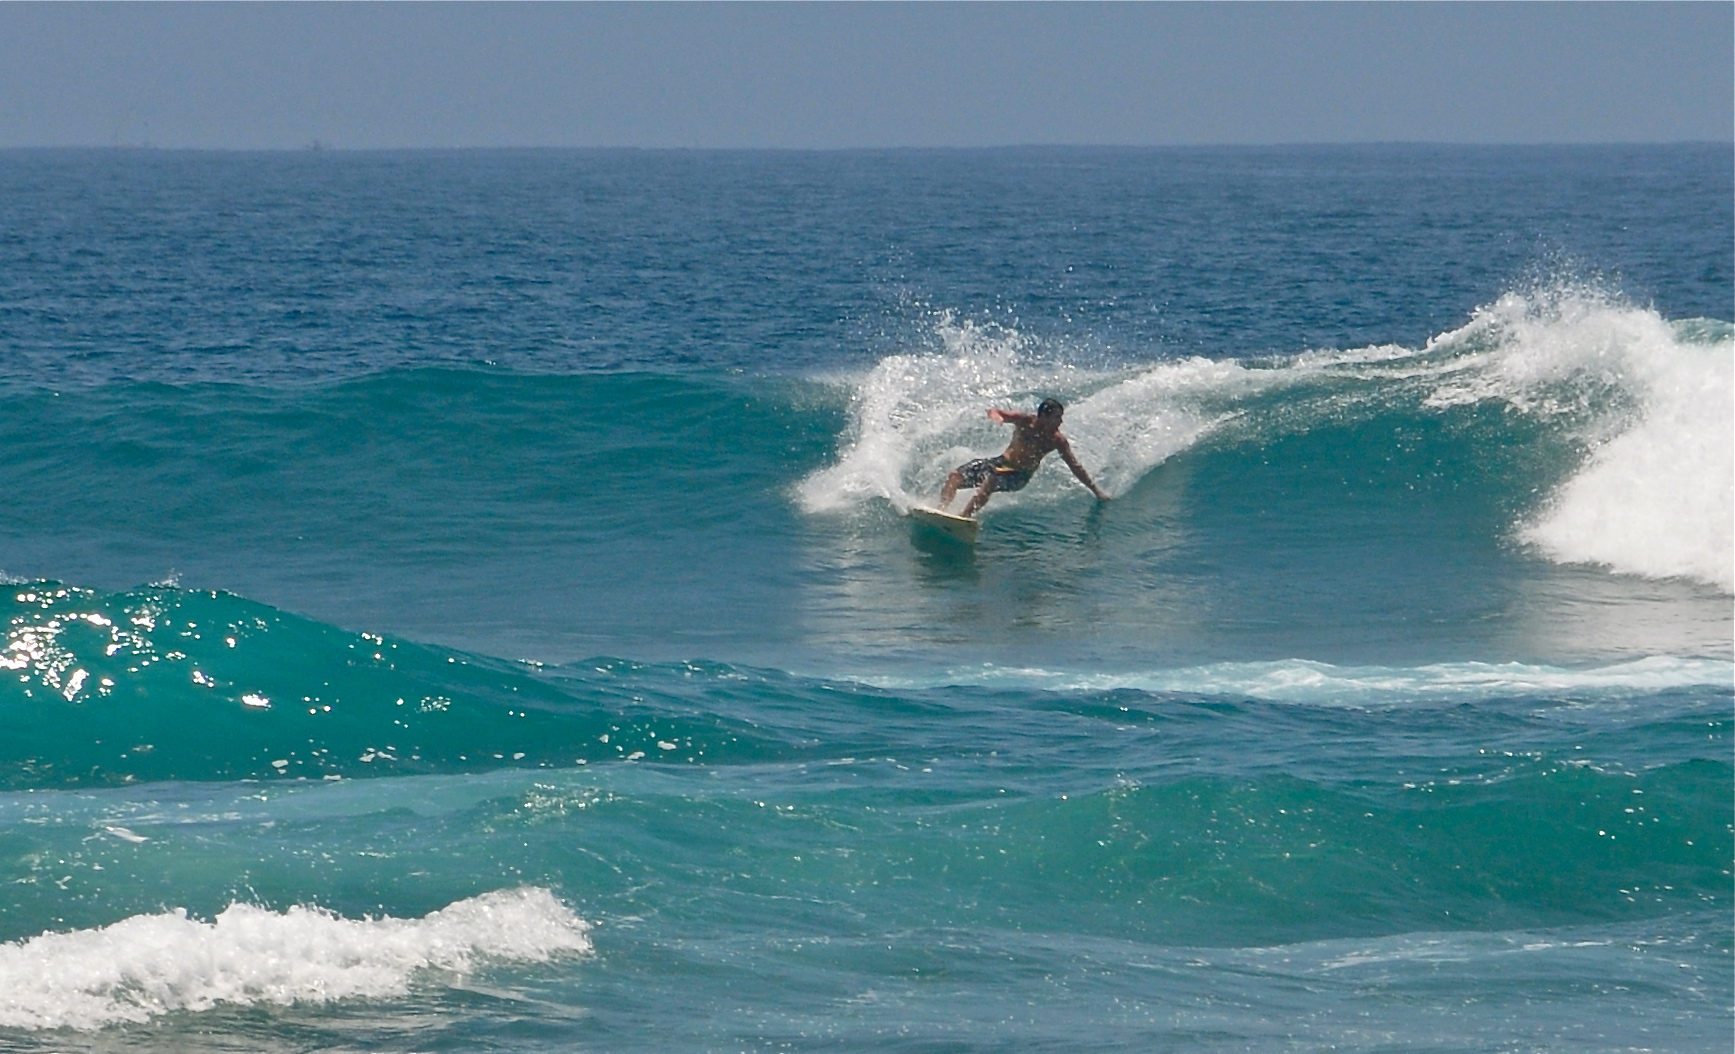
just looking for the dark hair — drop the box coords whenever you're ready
[1036,398,1064,417]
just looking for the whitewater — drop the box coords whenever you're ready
[800,291,1733,593]
[0,145,1728,1052]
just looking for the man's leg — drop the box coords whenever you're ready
[961,477,998,517]
[939,470,966,508]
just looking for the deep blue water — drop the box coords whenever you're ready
[0,146,1729,1051]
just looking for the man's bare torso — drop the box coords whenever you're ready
[999,418,1066,472]
[938,401,1107,516]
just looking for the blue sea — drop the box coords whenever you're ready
[0,145,1730,1051]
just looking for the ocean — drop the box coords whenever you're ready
[0,145,1729,1051]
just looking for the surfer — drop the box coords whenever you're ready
[939,398,1110,517]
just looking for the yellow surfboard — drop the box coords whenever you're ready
[908,506,980,545]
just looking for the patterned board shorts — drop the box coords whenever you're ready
[955,456,1033,492]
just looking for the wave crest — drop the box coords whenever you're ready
[1418,289,1732,591]
[0,887,590,1031]
[800,290,1734,591]
[856,655,1734,701]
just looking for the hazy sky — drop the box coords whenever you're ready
[2,3,1729,150]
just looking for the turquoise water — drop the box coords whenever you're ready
[0,146,1729,1050]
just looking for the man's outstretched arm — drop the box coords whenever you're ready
[1057,438,1111,500]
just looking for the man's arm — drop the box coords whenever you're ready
[1056,436,1111,500]
[988,408,1035,425]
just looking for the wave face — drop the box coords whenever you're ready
[801,290,1733,593]
[0,583,798,788]
[3,293,1730,679]
[5,582,1730,791]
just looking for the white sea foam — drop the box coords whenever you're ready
[796,317,1271,514]
[0,886,590,1031]
[802,291,1734,592]
[1422,290,1733,592]
[861,655,1734,702]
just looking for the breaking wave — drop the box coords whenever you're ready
[0,887,590,1031]
[799,289,1733,591]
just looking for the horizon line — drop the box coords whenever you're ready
[4,140,1730,155]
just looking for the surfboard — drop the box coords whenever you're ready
[908,505,980,545]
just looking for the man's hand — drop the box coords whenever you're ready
[988,408,1007,423]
